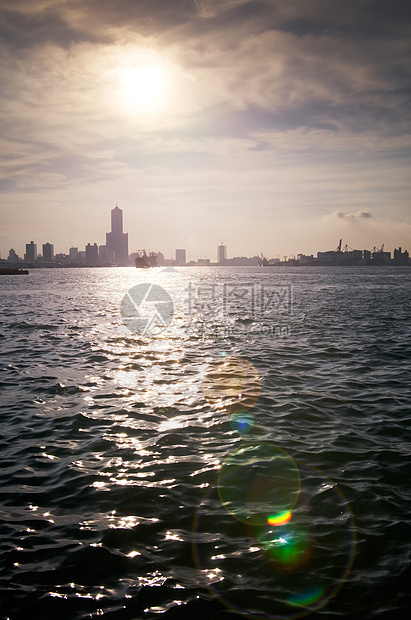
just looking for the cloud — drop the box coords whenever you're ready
[0,0,410,259]
[0,0,62,12]
[2,1,410,132]
[320,210,411,254]
[334,211,374,221]
[193,0,252,19]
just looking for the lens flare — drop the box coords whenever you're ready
[268,510,292,526]
[192,458,356,620]
[230,410,255,434]
[217,443,301,526]
[203,357,261,414]
[257,520,311,568]
[287,586,325,607]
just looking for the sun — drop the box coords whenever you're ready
[119,64,169,111]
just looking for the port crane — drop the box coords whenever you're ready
[342,243,354,252]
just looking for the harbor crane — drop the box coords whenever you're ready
[342,243,354,252]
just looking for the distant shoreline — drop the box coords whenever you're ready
[1,263,409,270]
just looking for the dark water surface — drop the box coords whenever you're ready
[0,267,410,620]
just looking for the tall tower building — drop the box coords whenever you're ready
[106,205,129,264]
[85,243,99,267]
[24,241,37,263]
[42,243,54,262]
[175,249,186,265]
[217,243,227,264]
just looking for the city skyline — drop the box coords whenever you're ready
[1,1,410,258]
[1,202,409,267]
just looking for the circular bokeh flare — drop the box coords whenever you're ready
[203,357,261,414]
[192,459,356,620]
[217,443,301,526]
[230,410,255,434]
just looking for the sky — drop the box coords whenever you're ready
[1,0,411,262]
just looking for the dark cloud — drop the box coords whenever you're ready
[1,0,411,48]
[335,211,374,221]
[1,0,409,134]
[0,5,97,51]
[0,0,195,51]
[272,0,411,38]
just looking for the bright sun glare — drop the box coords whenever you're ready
[120,64,168,111]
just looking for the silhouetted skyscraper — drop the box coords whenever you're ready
[86,243,99,267]
[175,249,186,265]
[217,243,227,264]
[24,241,37,263]
[8,249,19,263]
[394,247,409,265]
[106,205,128,264]
[42,243,54,262]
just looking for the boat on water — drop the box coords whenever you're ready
[135,250,158,268]
[0,267,29,275]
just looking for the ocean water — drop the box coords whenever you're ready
[0,266,410,620]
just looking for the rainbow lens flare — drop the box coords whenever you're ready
[267,510,292,526]
[257,520,311,568]
[192,457,356,620]
[217,443,301,526]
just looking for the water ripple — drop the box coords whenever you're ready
[0,267,410,619]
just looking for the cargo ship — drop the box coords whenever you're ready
[135,251,158,268]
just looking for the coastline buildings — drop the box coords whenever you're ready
[393,247,409,265]
[24,241,37,264]
[175,249,186,265]
[1,211,410,268]
[106,205,128,265]
[7,249,19,264]
[69,247,78,262]
[371,248,391,265]
[217,243,227,264]
[42,243,54,262]
[297,242,406,266]
[98,244,114,266]
[85,243,98,267]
